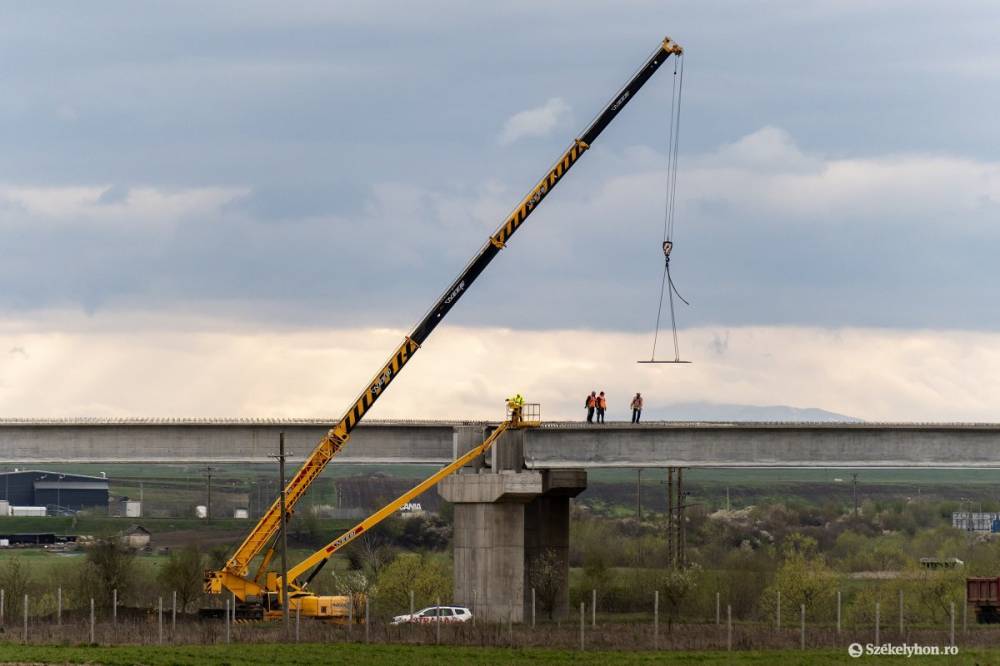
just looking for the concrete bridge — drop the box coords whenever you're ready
[2,418,1000,467]
[4,418,1000,622]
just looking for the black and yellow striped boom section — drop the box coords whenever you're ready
[210,36,683,593]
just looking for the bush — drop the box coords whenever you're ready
[372,552,451,617]
[157,545,205,612]
[73,538,138,609]
[0,557,31,618]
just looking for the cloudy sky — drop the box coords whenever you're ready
[2,1,999,421]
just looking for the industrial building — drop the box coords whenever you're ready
[952,512,1000,533]
[0,470,109,513]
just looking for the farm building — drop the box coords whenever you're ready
[0,470,109,513]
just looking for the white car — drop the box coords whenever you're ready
[391,605,473,625]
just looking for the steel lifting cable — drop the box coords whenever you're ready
[648,54,688,363]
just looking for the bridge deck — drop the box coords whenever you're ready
[1,419,998,467]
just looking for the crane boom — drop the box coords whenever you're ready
[208,36,683,595]
[287,420,513,587]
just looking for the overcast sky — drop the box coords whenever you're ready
[1,2,998,420]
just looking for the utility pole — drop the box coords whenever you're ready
[852,473,858,516]
[269,434,291,638]
[677,468,685,568]
[202,467,216,519]
[667,468,674,568]
[636,469,642,522]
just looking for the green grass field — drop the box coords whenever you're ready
[0,643,986,665]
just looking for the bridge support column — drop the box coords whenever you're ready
[440,467,586,622]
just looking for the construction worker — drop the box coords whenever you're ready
[631,392,643,423]
[507,393,525,424]
[596,391,607,424]
[585,391,597,423]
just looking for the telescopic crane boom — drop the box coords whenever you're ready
[206,36,683,600]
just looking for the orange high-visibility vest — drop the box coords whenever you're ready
[597,396,607,409]
[586,395,596,408]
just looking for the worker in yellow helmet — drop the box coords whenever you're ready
[506,393,525,424]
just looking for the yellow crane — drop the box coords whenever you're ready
[204,36,683,614]
[216,408,538,621]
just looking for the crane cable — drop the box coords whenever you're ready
[649,54,688,362]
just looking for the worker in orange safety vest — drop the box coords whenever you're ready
[585,391,597,424]
[596,391,607,424]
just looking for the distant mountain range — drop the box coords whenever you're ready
[656,402,861,422]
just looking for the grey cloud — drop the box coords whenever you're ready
[1,3,999,333]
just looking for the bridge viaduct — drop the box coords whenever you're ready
[3,418,1000,621]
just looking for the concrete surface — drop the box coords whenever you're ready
[443,464,587,622]
[3,419,1000,467]
[0,419,459,464]
[523,422,1000,468]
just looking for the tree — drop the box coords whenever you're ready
[157,545,205,612]
[345,531,394,576]
[528,549,563,620]
[206,545,230,570]
[659,564,701,632]
[375,553,452,616]
[77,538,137,609]
[290,507,325,548]
[331,570,375,622]
[0,557,31,619]
[762,533,836,622]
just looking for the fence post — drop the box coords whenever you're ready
[950,602,955,646]
[727,604,732,651]
[800,604,805,650]
[472,590,476,627]
[409,589,414,618]
[22,594,27,644]
[963,589,968,635]
[776,589,781,630]
[57,587,62,626]
[113,588,118,625]
[836,589,841,634]
[592,589,596,628]
[579,601,585,651]
[653,590,659,650]
[531,588,536,628]
[172,590,177,634]
[716,592,720,625]
[89,598,95,644]
[348,594,353,629]
[296,603,301,642]
[435,597,440,645]
[365,596,370,644]
[875,601,880,645]
[0,588,4,625]
[158,597,164,644]
[898,589,903,636]
[225,599,230,644]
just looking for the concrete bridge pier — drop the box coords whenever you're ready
[440,428,586,622]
